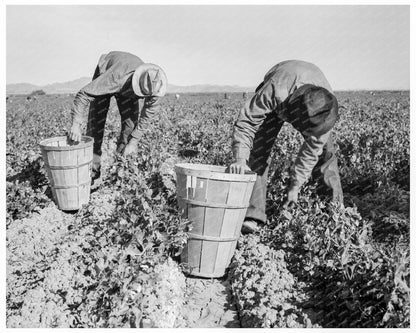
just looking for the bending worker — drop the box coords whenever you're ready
[68,51,168,183]
[229,60,344,233]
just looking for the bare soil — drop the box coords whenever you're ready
[180,276,240,328]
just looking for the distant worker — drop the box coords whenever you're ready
[175,94,180,100]
[229,60,343,233]
[68,51,168,184]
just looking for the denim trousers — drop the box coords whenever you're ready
[86,95,140,171]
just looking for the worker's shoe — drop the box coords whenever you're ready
[90,168,101,189]
[241,219,263,235]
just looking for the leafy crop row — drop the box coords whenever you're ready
[7,97,191,327]
[6,92,410,328]
[229,235,319,328]
[237,91,410,328]
[6,95,73,223]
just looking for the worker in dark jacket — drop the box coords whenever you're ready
[229,60,343,233]
[68,51,168,182]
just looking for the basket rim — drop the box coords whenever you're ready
[39,136,94,151]
[175,162,257,182]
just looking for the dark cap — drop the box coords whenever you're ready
[286,84,339,137]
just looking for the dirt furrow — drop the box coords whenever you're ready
[180,276,240,328]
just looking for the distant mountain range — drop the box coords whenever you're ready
[6,77,254,95]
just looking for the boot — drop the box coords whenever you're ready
[241,218,264,234]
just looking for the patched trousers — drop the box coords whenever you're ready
[245,112,344,223]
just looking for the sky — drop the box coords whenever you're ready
[6,4,410,90]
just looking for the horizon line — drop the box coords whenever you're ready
[6,89,411,95]
[5,80,410,92]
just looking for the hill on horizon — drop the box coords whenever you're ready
[6,77,255,95]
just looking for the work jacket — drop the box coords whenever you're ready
[232,60,336,188]
[71,51,161,139]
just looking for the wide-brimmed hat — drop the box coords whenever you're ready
[286,84,339,137]
[132,63,168,97]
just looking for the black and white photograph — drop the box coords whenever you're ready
[3,1,413,330]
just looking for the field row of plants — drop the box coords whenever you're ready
[6,91,410,327]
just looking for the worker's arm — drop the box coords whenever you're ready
[284,131,331,207]
[231,80,278,169]
[70,90,95,126]
[122,96,161,156]
[129,96,161,140]
[68,90,96,142]
[71,69,122,124]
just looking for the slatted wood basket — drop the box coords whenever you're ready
[39,136,94,211]
[175,163,257,278]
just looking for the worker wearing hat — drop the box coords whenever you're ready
[68,51,168,184]
[229,60,343,233]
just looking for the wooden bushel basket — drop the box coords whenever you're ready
[175,163,257,278]
[39,136,94,211]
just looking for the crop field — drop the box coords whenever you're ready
[6,91,410,328]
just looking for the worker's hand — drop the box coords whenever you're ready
[332,188,344,205]
[68,123,82,143]
[328,176,344,207]
[228,159,251,174]
[283,184,300,209]
[123,138,139,156]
